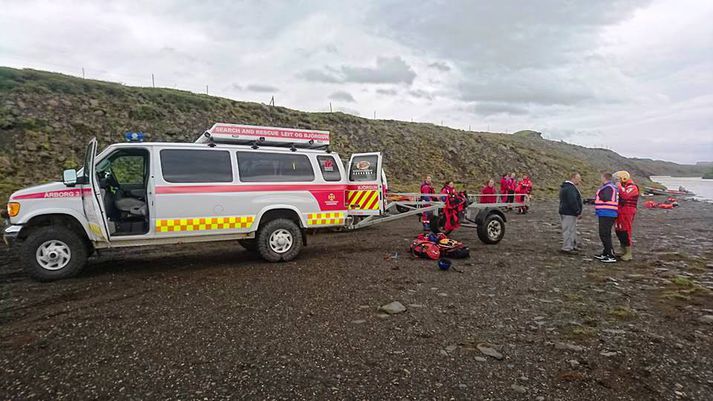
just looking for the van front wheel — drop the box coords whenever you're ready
[21,226,88,281]
[256,218,302,262]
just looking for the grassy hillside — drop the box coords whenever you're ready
[0,67,705,201]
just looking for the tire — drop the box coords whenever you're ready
[238,239,258,252]
[256,218,303,262]
[21,226,88,281]
[477,214,505,244]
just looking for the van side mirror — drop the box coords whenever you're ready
[63,169,78,187]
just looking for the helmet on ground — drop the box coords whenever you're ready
[438,258,452,271]
[613,171,631,183]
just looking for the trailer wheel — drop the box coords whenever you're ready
[477,214,505,244]
[256,218,303,262]
[21,226,88,281]
[238,239,258,252]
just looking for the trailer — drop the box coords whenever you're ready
[347,192,528,244]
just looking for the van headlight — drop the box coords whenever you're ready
[7,202,20,217]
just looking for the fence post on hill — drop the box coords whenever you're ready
[152,73,155,88]
[329,102,332,112]
[82,67,85,79]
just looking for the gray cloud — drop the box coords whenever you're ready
[376,88,398,96]
[300,56,416,84]
[246,84,278,92]
[1,0,710,163]
[428,61,450,72]
[300,69,342,83]
[329,90,356,102]
[341,56,416,84]
[409,89,435,100]
[468,102,530,116]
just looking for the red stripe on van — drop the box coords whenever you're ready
[155,184,347,195]
[11,188,92,200]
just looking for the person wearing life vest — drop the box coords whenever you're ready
[441,180,457,200]
[420,175,436,230]
[613,170,639,261]
[515,175,533,213]
[480,179,497,203]
[594,172,619,263]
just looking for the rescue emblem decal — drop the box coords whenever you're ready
[155,216,254,232]
[355,160,371,170]
[306,212,345,226]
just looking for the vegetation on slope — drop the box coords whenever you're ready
[0,67,705,201]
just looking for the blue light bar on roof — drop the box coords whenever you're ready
[124,131,144,142]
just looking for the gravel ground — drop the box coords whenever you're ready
[1,199,712,400]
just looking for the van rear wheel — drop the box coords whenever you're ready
[21,226,88,281]
[256,218,302,262]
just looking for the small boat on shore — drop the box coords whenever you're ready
[644,186,695,196]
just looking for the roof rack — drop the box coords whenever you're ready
[196,123,330,150]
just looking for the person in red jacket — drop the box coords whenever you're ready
[508,172,517,203]
[441,180,457,200]
[499,173,510,204]
[613,171,639,261]
[419,175,436,230]
[515,175,533,213]
[480,179,497,203]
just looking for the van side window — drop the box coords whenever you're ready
[317,155,341,182]
[237,152,315,182]
[160,149,233,183]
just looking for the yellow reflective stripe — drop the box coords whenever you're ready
[306,212,345,226]
[155,216,255,232]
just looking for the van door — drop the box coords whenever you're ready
[346,152,383,216]
[81,138,110,242]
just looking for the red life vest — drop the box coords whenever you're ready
[618,181,639,208]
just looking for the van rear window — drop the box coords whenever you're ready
[160,149,233,183]
[237,152,315,182]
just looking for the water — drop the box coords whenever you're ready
[650,176,713,203]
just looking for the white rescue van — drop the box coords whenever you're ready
[2,124,387,281]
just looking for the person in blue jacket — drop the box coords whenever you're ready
[593,173,619,263]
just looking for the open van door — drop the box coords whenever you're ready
[346,152,383,216]
[81,138,110,242]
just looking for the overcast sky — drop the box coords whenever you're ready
[1,0,711,164]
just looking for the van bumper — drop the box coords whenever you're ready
[3,224,22,247]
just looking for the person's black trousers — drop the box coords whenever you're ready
[598,216,616,257]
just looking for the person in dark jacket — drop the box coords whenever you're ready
[593,173,619,263]
[559,172,583,253]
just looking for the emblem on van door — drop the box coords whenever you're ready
[355,160,371,170]
[328,193,336,201]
